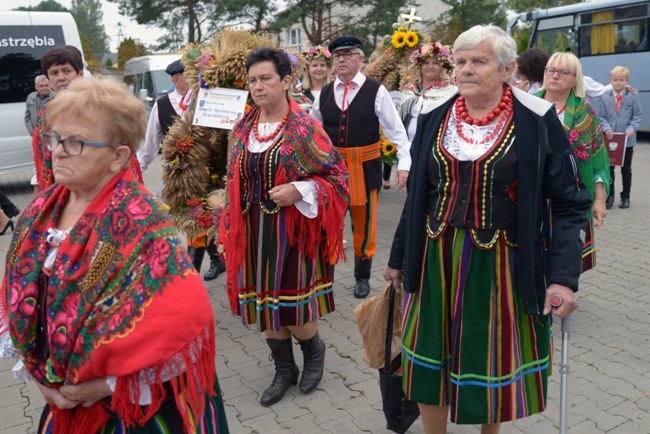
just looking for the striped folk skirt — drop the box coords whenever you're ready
[236,205,335,332]
[581,218,596,272]
[401,227,551,425]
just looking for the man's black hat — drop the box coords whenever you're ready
[328,36,363,53]
[165,59,184,76]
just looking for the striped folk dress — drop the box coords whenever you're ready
[401,117,551,424]
[236,140,335,332]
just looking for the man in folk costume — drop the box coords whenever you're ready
[311,36,411,298]
[137,59,190,172]
[137,59,226,281]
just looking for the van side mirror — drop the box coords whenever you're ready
[139,89,148,101]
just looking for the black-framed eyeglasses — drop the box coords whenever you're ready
[332,52,360,60]
[545,67,573,78]
[43,133,113,156]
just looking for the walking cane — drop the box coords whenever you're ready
[558,315,572,434]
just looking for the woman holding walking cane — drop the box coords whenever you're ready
[383,25,591,433]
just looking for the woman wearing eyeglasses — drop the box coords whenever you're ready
[0,76,229,433]
[535,51,610,272]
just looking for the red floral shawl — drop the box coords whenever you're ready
[219,100,349,313]
[1,169,215,433]
[32,100,143,190]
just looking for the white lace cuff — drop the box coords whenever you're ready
[291,181,318,218]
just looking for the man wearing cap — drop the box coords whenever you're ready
[311,35,410,299]
[137,59,190,172]
[137,59,226,282]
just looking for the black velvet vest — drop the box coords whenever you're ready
[426,119,519,246]
[157,94,177,136]
[240,140,281,215]
[319,77,382,190]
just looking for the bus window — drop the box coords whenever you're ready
[0,25,65,104]
[532,28,576,54]
[579,3,649,56]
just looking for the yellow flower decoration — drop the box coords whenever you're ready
[391,31,407,49]
[405,30,419,48]
[382,142,397,155]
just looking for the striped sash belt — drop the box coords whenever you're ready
[336,142,380,206]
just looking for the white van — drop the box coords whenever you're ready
[0,11,84,176]
[123,54,180,114]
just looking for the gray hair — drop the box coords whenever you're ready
[34,75,48,85]
[453,25,517,70]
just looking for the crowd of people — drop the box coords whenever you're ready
[0,20,643,434]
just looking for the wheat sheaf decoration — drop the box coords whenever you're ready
[162,29,277,240]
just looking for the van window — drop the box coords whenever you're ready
[151,70,172,96]
[0,25,65,103]
[143,71,154,107]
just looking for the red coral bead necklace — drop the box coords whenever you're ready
[454,85,513,145]
[253,104,291,142]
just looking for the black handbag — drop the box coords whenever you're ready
[379,284,420,433]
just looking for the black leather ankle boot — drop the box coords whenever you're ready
[260,338,299,407]
[203,242,226,281]
[353,257,372,298]
[297,332,326,393]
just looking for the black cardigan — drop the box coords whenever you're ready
[387,90,592,315]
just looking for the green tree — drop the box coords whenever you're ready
[15,0,69,12]
[221,0,277,32]
[72,0,110,53]
[105,57,114,68]
[344,0,409,50]
[108,0,224,50]
[430,0,506,45]
[117,37,148,70]
[271,0,364,46]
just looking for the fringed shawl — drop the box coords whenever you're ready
[219,100,349,314]
[535,90,611,216]
[1,169,216,434]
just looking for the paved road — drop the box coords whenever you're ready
[1,138,649,433]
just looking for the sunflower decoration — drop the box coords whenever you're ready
[379,131,398,165]
[391,30,407,49]
[405,30,419,48]
[162,29,277,240]
[389,25,425,54]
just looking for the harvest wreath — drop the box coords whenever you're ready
[162,30,304,240]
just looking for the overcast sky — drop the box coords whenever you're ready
[2,0,166,52]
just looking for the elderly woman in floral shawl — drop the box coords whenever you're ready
[0,76,228,434]
[536,51,611,271]
[219,47,349,407]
